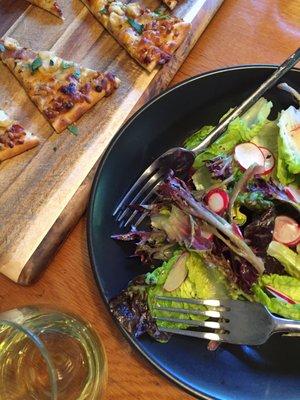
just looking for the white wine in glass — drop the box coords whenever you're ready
[0,306,107,400]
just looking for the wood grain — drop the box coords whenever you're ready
[0,0,223,283]
[0,0,299,399]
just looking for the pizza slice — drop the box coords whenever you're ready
[27,0,64,19]
[0,109,39,162]
[0,37,120,133]
[81,0,191,72]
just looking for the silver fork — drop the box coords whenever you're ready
[113,48,300,228]
[154,296,300,345]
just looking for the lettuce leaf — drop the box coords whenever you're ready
[191,98,272,168]
[253,274,300,320]
[267,241,300,279]
[277,135,295,185]
[146,252,236,328]
[252,119,280,180]
[184,125,214,150]
[252,119,279,158]
[277,106,300,175]
[192,165,216,190]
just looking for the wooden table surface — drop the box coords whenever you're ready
[0,0,299,399]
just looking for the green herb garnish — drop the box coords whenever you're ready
[73,69,81,80]
[61,60,73,69]
[99,7,108,14]
[49,59,55,66]
[31,57,43,73]
[155,14,170,19]
[153,6,170,19]
[154,5,166,14]
[127,17,144,34]
[0,44,5,52]
[68,124,79,136]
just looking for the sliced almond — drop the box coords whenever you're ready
[163,253,188,292]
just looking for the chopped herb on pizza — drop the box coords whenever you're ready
[0,109,39,162]
[0,37,120,133]
[81,0,191,72]
[27,0,64,19]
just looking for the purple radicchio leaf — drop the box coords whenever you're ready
[230,255,258,293]
[111,228,172,263]
[205,155,233,180]
[250,178,292,203]
[243,208,285,275]
[111,228,165,243]
[211,239,257,292]
[109,275,170,342]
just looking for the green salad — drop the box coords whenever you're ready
[110,83,300,346]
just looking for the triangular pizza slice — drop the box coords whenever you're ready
[0,109,39,162]
[81,0,191,72]
[0,38,120,133]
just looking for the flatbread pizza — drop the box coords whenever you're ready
[0,38,120,133]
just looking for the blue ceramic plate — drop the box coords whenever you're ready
[87,66,300,400]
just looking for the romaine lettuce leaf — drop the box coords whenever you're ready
[192,98,272,168]
[277,136,296,185]
[253,274,300,320]
[252,119,279,157]
[192,165,216,190]
[184,125,214,150]
[252,119,279,180]
[146,252,235,328]
[277,106,300,175]
[267,241,300,279]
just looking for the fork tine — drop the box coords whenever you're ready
[155,296,224,308]
[154,306,222,319]
[155,316,226,330]
[123,180,162,227]
[133,207,152,228]
[116,171,163,223]
[113,162,159,217]
[158,327,226,342]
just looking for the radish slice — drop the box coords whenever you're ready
[232,223,243,239]
[285,185,300,203]
[234,142,265,171]
[273,216,300,246]
[205,188,229,215]
[163,253,188,292]
[265,285,296,304]
[258,147,275,175]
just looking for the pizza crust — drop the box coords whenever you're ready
[0,109,40,162]
[52,89,107,132]
[0,133,39,162]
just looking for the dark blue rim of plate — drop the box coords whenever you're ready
[87,64,300,400]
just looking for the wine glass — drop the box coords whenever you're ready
[0,306,107,399]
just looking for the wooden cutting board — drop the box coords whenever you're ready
[0,0,223,284]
